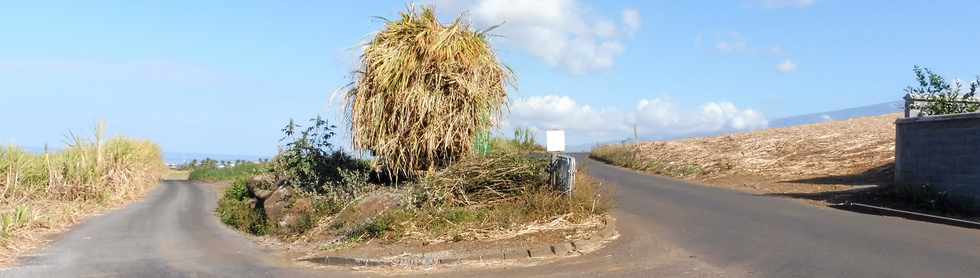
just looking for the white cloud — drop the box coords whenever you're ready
[622,9,641,36]
[714,32,749,53]
[776,59,797,73]
[437,0,640,74]
[760,0,815,8]
[506,95,628,140]
[506,95,768,144]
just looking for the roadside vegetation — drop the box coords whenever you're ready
[187,161,268,182]
[214,6,612,253]
[0,125,164,265]
[905,66,980,116]
[216,118,611,244]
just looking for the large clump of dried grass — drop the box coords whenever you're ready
[416,153,548,207]
[346,6,512,176]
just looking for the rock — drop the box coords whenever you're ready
[263,187,293,226]
[253,189,274,200]
[246,174,277,200]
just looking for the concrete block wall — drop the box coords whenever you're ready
[895,112,980,211]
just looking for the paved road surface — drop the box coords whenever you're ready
[4,156,980,277]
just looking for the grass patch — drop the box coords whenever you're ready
[188,162,267,182]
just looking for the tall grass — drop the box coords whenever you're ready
[0,126,164,264]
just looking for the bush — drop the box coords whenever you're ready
[216,180,268,235]
[488,127,545,154]
[273,117,372,194]
[906,66,980,116]
[223,179,250,201]
[188,162,267,182]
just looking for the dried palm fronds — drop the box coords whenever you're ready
[346,6,512,176]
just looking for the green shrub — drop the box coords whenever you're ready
[223,179,250,201]
[216,182,268,235]
[188,162,267,182]
[906,66,980,116]
[273,117,372,194]
[217,198,268,235]
[487,127,545,155]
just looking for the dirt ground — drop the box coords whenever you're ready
[625,113,900,195]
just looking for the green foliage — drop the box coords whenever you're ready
[906,66,980,116]
[273,116,372,194]
[487,127,545,154]
[188,162,267,182]
[217,198,268,235]
[223,179,250,201]
[216,184,268,235]
[0,207,30,240]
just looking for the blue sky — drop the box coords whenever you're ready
[3,0,980,156]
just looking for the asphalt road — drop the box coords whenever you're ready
[4,156,980,277]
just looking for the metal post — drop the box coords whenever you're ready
[903,94,911,118]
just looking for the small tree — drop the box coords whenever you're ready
[274,116,369,193]
[906,66,980,116]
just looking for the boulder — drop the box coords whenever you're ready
[246,174,278,200]
[262,187,293,226]
[278,197,314,231]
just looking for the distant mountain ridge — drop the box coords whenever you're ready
[768,101,902,129]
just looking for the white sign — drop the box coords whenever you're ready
[546,129,566,152]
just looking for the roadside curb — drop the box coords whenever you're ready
[832,202,980,230]
[298,219,618,268]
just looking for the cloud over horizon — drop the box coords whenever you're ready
[504,95,768,144]
[437,0,640,74]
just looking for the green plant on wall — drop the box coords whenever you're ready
[906,66,980,116]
